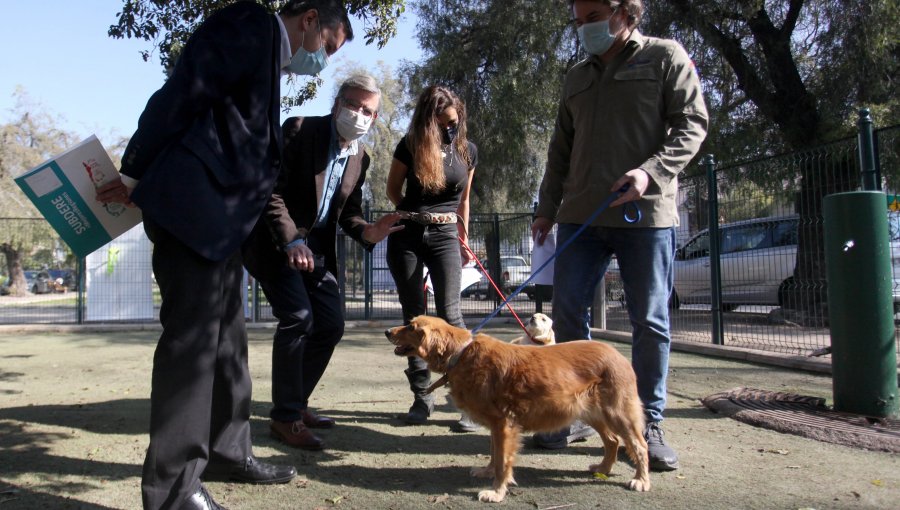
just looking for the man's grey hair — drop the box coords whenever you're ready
[568,0,643,29]
[337,73,382,101]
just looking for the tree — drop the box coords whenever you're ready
[108,0,408,107]
[640,0,899,318]
[0,90,76,296]
[642,0,899,162]
[402,0,577,213]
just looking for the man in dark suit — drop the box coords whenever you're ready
[96,2,354,508]
[243,74,402,450]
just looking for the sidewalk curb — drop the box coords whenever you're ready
[593,328,900,382]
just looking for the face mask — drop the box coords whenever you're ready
[287,22,329,76]
[577,15,617,56]
[441,125,458,145]
[335,106,373,142]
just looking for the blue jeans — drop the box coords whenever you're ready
[552,223,676,423]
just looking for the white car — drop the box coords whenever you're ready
[461,255,531,299]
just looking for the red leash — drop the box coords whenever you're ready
[458,236,532,340]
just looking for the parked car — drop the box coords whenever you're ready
[48,269,77,291]
[461,256,532,299]
[29,270,56,294]
[500,255,531,291]
[21,269,73,294]
[887,211,900,311]
[671,216,799,310]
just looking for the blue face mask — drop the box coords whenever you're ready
[287,24,329,76]
[577,13,617,56]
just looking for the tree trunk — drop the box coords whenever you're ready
[1,243,28,296]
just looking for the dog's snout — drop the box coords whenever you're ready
[384,329,392,338]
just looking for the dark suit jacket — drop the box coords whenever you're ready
[243,115,372,280]
[120,1,283,261]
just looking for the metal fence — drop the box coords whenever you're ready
[2,123,899,363]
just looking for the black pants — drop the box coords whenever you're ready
[259,255,343,423]
[387,221,465,373]
[141,219,252,510]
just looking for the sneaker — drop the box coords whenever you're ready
[449,413,481,433]
[644,422,679,471]
[532,420,596,449]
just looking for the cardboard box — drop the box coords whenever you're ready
[14,135,142,258]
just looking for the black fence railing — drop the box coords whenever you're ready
[2,122,899,363]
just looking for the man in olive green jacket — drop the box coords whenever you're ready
[531,0,708,471]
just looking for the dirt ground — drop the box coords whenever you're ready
[0,322,898,510]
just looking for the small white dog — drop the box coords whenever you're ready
[510,313,556,346]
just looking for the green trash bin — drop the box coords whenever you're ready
[823,191,899,418]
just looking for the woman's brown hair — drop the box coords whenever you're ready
[405,86,470,194]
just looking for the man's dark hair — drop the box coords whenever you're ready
[279,0,354,41]
[567,0,643,29]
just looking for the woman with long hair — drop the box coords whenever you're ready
[386,85,478,432]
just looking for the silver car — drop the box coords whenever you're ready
[673,216,799,310]
[672,213,900,312]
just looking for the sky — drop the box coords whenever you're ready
[0,0,423,150]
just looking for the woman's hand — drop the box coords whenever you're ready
[460,239,475,266]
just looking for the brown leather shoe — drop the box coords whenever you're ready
[301,409,335,429]
[270,420,324,450]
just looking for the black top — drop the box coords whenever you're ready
[393,135,478,213]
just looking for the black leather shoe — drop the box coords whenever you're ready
[203,455,296,484]
[183,484,227,510]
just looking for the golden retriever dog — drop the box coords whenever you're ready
[509,312,555,346]
[385,315,650,503]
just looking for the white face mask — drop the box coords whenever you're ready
[335,106,373,142]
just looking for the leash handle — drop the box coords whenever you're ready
[471,185,639,334]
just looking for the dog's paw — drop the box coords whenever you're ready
[589,462,614,476]
[470,466,493,479]
[626,477,651,492]
[477,488,507,503]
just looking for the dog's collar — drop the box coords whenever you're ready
[530,334,551,345]
[424,336,473,395]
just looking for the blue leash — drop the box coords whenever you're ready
[470,185,640,334]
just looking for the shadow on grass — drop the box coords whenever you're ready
[0,482,120,510]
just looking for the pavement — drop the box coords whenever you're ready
[0,322,898,509]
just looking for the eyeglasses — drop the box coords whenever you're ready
[340,97,377,119]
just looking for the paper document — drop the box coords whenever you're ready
[14,135,142,258]
[530,229,556,285]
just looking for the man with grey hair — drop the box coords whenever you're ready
[243,74,404,450]
[531,0,708,471]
